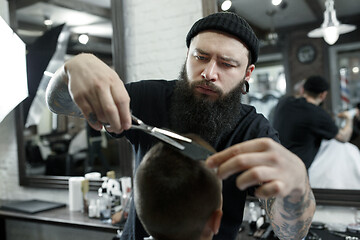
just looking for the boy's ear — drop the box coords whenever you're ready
[202,208,223,237]
[212,209,223,235]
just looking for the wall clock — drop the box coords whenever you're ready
[297,44,316,64]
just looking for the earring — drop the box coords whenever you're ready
[241,81,250,95]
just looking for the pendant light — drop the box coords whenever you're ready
[266,10,278,46]
[221,0,232,11]
[307,0,356,45]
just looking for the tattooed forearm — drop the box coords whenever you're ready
[260,197,276,220]
[46,75,83,118]
[272,217,313,240]
[262,178,316,240]
[280,194,309,220]
[279,180,315,221]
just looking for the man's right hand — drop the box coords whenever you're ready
[48,53,131,134]
[337,110,351,120]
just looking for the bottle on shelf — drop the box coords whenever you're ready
[248,201,258,236]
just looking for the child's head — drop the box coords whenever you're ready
[134,136,222,240]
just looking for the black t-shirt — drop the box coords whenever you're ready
[272,96,338,169]
[351,116,360,141]
[112,80,279,240]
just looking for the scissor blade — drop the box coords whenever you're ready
[152,131,213,161]
[150,132,185,150]
[152,127,192,143]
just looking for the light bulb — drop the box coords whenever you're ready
[272,0,282,6]
[221,0,232,11]
[323,26,339,45]
[78,34,89,45]
[44,19,53,26]
[353,67,359,74]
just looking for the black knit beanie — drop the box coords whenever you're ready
[186,12,259,64]
[304,76,329,93]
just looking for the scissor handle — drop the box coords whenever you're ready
[103,115,146,128]
[131,115,143,125]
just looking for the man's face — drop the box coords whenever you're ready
[185,30,255,101]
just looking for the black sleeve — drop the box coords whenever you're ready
[311,108,338,139]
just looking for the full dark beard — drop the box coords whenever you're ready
[169,64,245,146]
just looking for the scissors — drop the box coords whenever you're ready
[104,115,214,161]
[130,115,191,150]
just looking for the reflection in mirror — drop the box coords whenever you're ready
[306,42,360,190]
[24,110,131,177]
[249,53,360,192]
[17,8,133,188]
[246,53,286,123]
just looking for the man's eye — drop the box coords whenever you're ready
[195,55,206,61]
[222,62,234,68]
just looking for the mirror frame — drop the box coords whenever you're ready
[16,102,360,206]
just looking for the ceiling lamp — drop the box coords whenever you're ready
[78,34,89,45]
[266,10,278,46]
[308,0,356,45]
[271,0,282,6]
[43,16,53,26]
[221,0,232,11]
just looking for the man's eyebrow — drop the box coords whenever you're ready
[194,48,210,56]
[219,56,240,66]
[194,48,240,66]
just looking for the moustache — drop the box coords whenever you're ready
[191,80,223,95]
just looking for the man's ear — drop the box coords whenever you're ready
[241,64,255,94]
[319,91,328,102]
[244,64,255,82]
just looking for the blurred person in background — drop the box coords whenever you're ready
[273,75,353,169]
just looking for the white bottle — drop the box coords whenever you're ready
[88,199,97,218]
[98,187,111,220]
[248,201,258,236]
[248,202,258,223]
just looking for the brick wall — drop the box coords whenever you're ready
[0,111,69,202]
[123,0,202,83]
[0,112,20,198]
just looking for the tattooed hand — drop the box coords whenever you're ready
[46,53,131,134]
[206,138,316,240]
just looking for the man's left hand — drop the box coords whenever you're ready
[206,138,308,199]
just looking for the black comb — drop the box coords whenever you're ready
[172,140,214,161]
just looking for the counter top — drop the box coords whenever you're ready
[0,199,119,233]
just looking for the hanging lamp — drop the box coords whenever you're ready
[307,0,356,45]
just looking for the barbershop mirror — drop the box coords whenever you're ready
[15,0,360,207]
[246,51,360,207]
[14,0,133,190]
[16,40,134,188]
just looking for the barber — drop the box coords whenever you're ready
[46,12,315,240]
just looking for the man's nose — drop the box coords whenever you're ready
[201,60,218,82]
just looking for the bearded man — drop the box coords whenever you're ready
[46,12,315,240]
